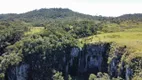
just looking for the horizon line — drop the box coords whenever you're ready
[0,7,142,17]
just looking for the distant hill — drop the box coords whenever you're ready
[117,13,142,21]
[0,13,17,20]
[0,8,100,24]
[0,8,141,24]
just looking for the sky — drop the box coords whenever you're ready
[0,0,142,17]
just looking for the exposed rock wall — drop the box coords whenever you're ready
[108,46,133,80]
[5,63,29,80]
[5,43,134,80]
[67,43,110,75]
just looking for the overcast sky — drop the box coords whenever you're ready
[0,0,141,17]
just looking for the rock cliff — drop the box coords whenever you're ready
[5,43,134,80]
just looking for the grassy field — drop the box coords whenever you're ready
[24,27,44,36]
[80,27,142,61]
[101,22,142,33]
[24,26,142,61]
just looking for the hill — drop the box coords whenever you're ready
[0,8,101,24]
[0,8,142,25]
[117,13,142,21]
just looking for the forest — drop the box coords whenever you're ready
[0,8,142,80]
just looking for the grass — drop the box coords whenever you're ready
[80,27,142,61]
[24,26,142,61]
[24,27,44,36]
[101,21,142,33]
[124,27,142,32]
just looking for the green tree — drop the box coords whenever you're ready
[68,75,72,80]
[52,71,64,80]
[89,74,97,80]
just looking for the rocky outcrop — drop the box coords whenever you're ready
[5,63,29,80]
[125,66,133,80]
[5,43,134,80]
[78,43,109,74]
[108,46,133,80]
[63,43,110,79]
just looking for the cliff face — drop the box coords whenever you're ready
[67,43,110,77]
[5,63,29,80]
[108,46,133,80]
[5,43,133,80]
[67,43,110,80]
